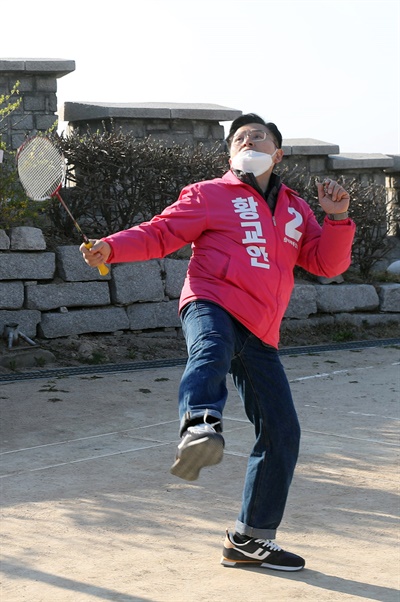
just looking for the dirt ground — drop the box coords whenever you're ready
[0,305,400,380]
[1,345,399,601]
[37,320,400,366]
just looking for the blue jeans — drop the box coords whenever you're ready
[179,301,300,539]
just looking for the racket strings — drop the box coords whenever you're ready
[17,137,65,200]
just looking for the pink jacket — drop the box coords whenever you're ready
[104,170,355,348]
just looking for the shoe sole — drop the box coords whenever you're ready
[170,435,224,481]
[220,557,305,571]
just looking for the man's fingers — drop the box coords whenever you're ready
[80,240,103,265]
[319,179,349,202]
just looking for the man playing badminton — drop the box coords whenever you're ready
[81,113,355,571]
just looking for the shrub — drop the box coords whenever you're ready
[0,154,31,229]
[278,164,399,281]
[344,178,399,280]
[0,81,32,229]
[48,127,228,243]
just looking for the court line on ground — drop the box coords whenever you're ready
[288,361,399,382]
[0,419,179,456]
[289,365,374,382]
[302,429,399,447]
[2,424,397,480]
[0,440,175,479]
[2,361,398,473]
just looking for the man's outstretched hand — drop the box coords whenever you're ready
[316,179,350,215]
[80,240,112,268]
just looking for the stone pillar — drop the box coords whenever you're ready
[0,58,75,149]
[385,155,400,237]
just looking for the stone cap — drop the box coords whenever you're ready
[384,154,400,174]
[328,153,395,170]
[0,58,75,78]
[282,139,340,156]
[60,101,241,123]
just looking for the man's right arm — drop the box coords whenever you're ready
[80,183,208,267]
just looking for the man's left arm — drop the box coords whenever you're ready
[296,179,356,277]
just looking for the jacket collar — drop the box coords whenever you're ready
[223,169,282,213]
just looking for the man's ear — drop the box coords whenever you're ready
[274,149,284,164]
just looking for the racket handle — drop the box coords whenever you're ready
[84,242,109,276]
[97,263,110,276]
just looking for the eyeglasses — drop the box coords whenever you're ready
[231,129,274,147]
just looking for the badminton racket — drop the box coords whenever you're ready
[16,136,109,276]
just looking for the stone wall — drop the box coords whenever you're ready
[59,101,239,149]
[0,227,399,343]
[1,59,399,343]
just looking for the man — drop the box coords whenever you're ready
[80,113,355,571]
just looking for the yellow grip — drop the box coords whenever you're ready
[84,242,109,276]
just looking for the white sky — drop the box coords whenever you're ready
[2,0,399,155]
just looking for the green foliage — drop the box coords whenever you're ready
[0,148,43,230]
[0,150,30,228]
[0,81,33,229]
[79,351,107,365]
[332,328,355,342]
[0,80,22,134]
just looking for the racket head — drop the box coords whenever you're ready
[16,136,66,201]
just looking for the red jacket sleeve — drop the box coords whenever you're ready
[102,184,208,263]
[296,212,356,277]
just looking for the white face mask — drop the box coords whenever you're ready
[231,149,277,177]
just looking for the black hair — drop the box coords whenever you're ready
[226,112,282,149]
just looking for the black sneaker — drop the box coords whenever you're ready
[170,423,224,481]
[221,530,305,571]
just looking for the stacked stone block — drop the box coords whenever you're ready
[0,227,399,342]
